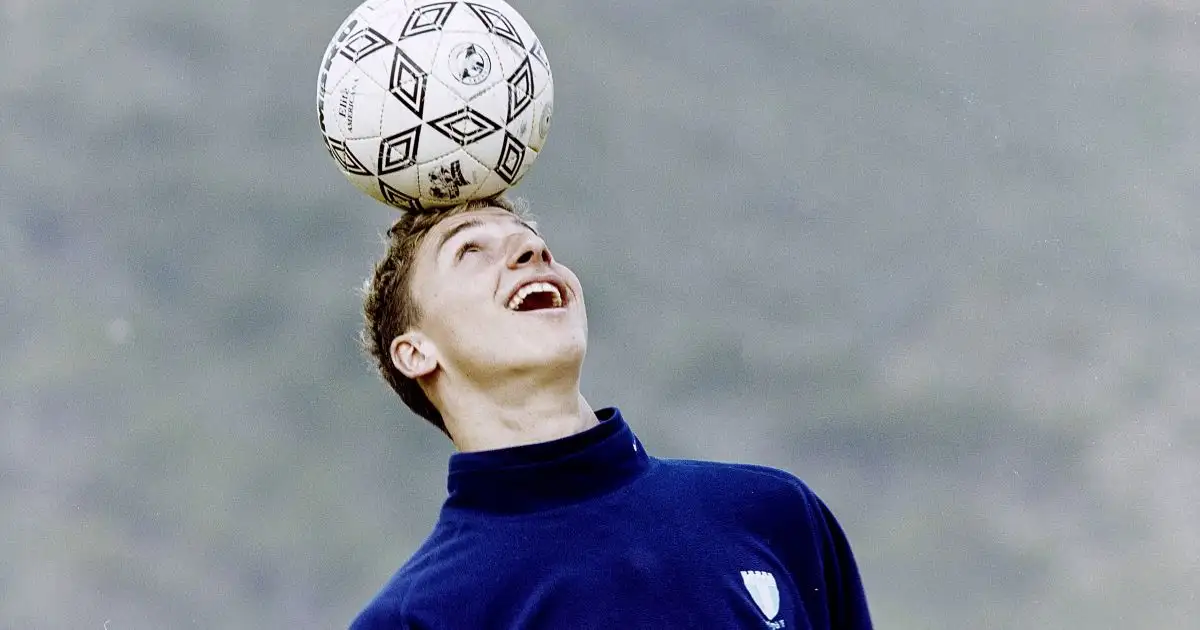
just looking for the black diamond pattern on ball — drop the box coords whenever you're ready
[464,2,524,48]
[427,108,502,145]
[388,48,428,118]
[339,27,391,62]
[379,180,424,212]
[399,1,456,39]
[324,136,372,176]
[495,132,526,184]
[506,56,533,123]
[377,126,421,175]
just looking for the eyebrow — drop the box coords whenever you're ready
[436,215,539,255]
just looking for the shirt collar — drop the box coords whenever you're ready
[443,407,650,515]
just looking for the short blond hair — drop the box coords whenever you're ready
[360,195,529,435]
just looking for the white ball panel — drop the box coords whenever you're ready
[460,121,506,167]
[464,78,508,122]
[451,149,494,200]
[439,2,487,32]
[351,177,383,205]
[485,34,527,88]
[507,102,536,148]
[420,66,469,119]
[412,89,473,166]
[414,127,461,166]
[526,48,552,100]
[376,161,420,201]
[390,31,443,80]
[472,165,513,199]
[377,77,426,132]
[343,46,397,96]
[344,137,383,176]
[333,144,379,195]
[472,175,504,200]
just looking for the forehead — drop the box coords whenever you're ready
[425,208,535,248]
[411,207,533,267]
[435,207,526,233]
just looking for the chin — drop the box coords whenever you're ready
[533,338,587,367]
[507,335,587,373]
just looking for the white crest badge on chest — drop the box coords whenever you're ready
[740,570,781,623]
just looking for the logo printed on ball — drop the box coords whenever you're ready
[316,17,358,134]
[337,77,359,133]
[449,42,491,85]
[428,160,472,199]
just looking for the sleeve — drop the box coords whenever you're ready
[349,605,403,630]
[807,491,873,630]
[348,590,410,630]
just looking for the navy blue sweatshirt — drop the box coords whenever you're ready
[351,408,872,629]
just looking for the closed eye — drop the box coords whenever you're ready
[456,240,482,260]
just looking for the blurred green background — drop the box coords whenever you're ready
[3,0,1198,627]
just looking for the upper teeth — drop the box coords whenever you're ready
[508,281,563,310]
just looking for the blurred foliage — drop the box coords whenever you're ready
[2,0,1198,627]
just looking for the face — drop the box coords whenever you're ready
[392,208,588,384]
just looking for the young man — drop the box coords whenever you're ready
[351,196,873,629]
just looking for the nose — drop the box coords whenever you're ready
[507,232,553,268]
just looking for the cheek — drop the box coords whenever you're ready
[428,290,475,320]
[564,271,586,304]
[425,289,498,340]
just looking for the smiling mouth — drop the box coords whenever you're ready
[507,281,565,312]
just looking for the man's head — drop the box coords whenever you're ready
[361,197,587,436]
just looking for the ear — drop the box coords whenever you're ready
[390,331,438,379]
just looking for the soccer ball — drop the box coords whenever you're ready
[316,0,553,212]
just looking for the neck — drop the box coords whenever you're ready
[434,368,598,452]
